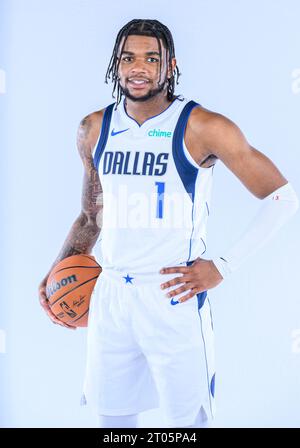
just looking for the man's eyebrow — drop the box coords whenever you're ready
[121,50,161,56]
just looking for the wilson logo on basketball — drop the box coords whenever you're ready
[46,254,102,327]
[46,274,78,298]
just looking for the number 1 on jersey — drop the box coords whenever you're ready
[155,182,165,219]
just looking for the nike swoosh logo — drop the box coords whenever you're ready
[170,298,179,306]
[111,128,129,136]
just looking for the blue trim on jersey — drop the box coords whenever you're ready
[198,308,213,415]
[172,100,200,202]
[93,103,115,171]
[187,202,195,261]
[196,291,207,310]
[210,373,216,398]
[194,281,214,414]
[200,237,207,255]
[205,201,210,216]
[173,101,200,262]
[207,296,214,330]
[122,95,183,128]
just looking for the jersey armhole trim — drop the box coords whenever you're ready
[93,103,115,170]
[182,136,200,170]
[91,130,101,159]
[183,138,215,173]
[173,100,200,202]
[182,105,215,174]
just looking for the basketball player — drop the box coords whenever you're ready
[38,19,299,428]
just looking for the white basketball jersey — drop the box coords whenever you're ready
[92,95,214,274]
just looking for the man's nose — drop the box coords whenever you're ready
[130,59,148,73]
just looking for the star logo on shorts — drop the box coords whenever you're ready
[123,274,134,284]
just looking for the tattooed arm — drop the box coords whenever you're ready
[54,112,104,259]
[38,111,104,328]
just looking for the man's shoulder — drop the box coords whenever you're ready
[189,103,224,129]
[78,106,110,156]
[187,103,237,140]
[80,108,105,133]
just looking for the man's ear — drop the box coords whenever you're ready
[168,57,177,78]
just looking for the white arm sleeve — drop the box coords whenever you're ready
[212,182,299,279]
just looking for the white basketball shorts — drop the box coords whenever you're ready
[81,263,216,428]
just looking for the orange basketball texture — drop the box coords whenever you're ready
[46,254,102,327]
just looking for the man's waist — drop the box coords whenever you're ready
[100,261,193,286]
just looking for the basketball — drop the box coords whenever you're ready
[46,254,102,327]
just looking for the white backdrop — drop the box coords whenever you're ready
[1,0,300,427]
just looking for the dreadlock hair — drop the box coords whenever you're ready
[105,19,182,109]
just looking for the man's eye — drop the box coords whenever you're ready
[122,56,159,62]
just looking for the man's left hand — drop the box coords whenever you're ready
[160,257,223,302]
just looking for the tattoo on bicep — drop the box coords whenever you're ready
[82,161,103,225]
[79,116,93,137]
[53,116,103,263]
[77,115,93,159]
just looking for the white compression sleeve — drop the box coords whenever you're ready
[212,182,299,279]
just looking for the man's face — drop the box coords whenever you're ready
[117,34,176,102]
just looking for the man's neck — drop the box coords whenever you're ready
[124,94,174,125]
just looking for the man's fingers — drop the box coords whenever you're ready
[47,311,75,329]
[46,311,76,330]
[46,310,62,324]
[42,299,76,330]
[160,275,190,290]
[160,266,190,275]
[62,322,77,330]
[39,283,77,330]
[41,299,55,317]
[40,296,56,321]
[165,282,194,298]
[177,289,198,303]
